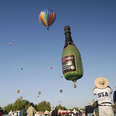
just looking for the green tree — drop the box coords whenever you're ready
[36,101,51,112]
[56,104,67,110]
[71,107,79,111]
[13,99,31,111]
[5,99,30,112]
[80,108,85,111]
[0,106,3,110]
[4,104,13,113]
[12,99,23,111]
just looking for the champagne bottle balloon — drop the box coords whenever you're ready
[62,25,83,88]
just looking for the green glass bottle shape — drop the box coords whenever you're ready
[62,25,83,88]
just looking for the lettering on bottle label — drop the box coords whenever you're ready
[62,55,76,74]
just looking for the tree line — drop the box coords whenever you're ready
[0,99,79,113]
[1,99,116,114]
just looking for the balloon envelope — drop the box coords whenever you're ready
[40,9,56,30]
[38,91,41,95]
[37,95,40,98]
[16,89,20,93]
[61,76,63,78]
[49,66,53,70]
[9,42,12,47]
[20,67,23,71]
[59,89,63,93]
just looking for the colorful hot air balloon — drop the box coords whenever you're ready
[40,9,56,30]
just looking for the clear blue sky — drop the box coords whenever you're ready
[0,0,116,108]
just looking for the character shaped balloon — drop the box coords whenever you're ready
[62,26,83,88]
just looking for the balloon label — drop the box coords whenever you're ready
[62,55,76,74]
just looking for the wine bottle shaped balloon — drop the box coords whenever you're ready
[62,25,83,88]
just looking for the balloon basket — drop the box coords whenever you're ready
[46,27,49,31]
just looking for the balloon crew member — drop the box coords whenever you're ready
[93,77,114,116]
[113,87,116,104]
[27,104,36,116]
[0,110,3,116]
[51,107,58,116]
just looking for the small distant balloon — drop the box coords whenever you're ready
[49,66,53,70]
[37,95,40,98]
[59,89,63,93]
[38,91,41,95]
[20,67,23,71]
[16,89,20,94]
[9,42,12,47]
[17,67,23,71]
[61,76,63,78]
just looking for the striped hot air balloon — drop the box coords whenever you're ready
[40,9,56,30]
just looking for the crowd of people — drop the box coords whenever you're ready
[7,107,86,116]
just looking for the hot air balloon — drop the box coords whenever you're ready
[62,26,83,88]
[20,67,23,71]
[49,66,53,70]
[40,9,56,30]
[37,91,41,98]
[38,91,41,95]
[9,42,12,47]
[17,67,23,71]
[37,95,40,98]
[59,89,63,93]
[16,89,20,94]
[61,76,63,78]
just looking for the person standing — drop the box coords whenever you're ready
[0,111,2,116]
[27,105,36,116]
[51,107,58,116]
[20,107,27,116]
[93,77,114,116]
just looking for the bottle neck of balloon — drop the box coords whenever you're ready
[64,25,74,48]
[64,32,74,48]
